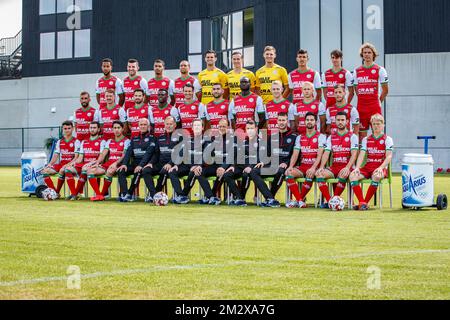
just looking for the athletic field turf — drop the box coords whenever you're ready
[0,167,449,299]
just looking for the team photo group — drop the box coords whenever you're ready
[41,42,392,210]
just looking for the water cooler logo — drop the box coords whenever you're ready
[22,161,44,190]
[402,165,428,203]
[402,174,426,195]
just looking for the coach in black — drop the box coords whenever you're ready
[250,113,296,207]
[117,118,157,201]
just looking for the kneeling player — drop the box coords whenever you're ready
[42,121,79,197]
[87,121,130,201]
[349,114,393,210]
[316,112,359,207]
[285,112,326,208]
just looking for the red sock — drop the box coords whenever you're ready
[299,180,313,201]
[65,173,77,196]
[352,183,364,203]
[55,175,65,193]
[334,180,347,197]
[44,176,55,190]
[75,174,87,195]
[318,179,331,202]
[287,177,302,201]
[88,176,101,195]
[101,178,112,196]
[365,183,379,204]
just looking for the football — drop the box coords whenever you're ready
[153,191,169,206]
[41,188,58,201]
[329,196,345,211]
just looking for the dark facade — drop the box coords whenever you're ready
[22,0,448,77]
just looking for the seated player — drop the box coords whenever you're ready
[42,121,80,197]
[285,112,326,208]
[249,113,296,207]
[315,111,359,207]
[325,84,360,135]
[87,121,130,201]
[64,121,105,199]
[222,120,260,206]
[117,118,157,202]
[141,116,183,200]
[99,89,127,141]
[349,114,393,210]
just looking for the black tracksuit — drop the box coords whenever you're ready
[210,132,235,196]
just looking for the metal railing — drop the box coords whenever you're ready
[0,30,22,57]
[0,30,22,79]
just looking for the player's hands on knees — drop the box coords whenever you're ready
[163,164,172,171]
[225,166,235,173]
[351,168,360,176]
[306,168,316,179]
[118,165,127,172]
[339,167,350,178]
[144,163,153,169]
[279,163,288,169]
[244,167,252,174]
[216,167,225,177]
[193,166,202,176]
[169,165,178,173]
[373,167,384,179]
[254,162,264,169]
[134,166,142,173]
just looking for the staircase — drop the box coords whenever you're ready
[0,30,22,80]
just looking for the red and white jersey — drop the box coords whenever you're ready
[171,101,206,134]
[148,104,180,137]
[122,75,148,111]
[105,137,130,162]
[146,77,175,107]
[325,131,359,166]
[288,68,322,104]
[99,105,127,140]
[54,137,80,164]
[294,131,327,166]
[126,104,150,138]
[325,103,360,135]
[229,93,265,131]
[172,76,201,107]
[265,99,293,134]
[96,75,124,109]
[321,68,353,108]
[361,134,394,171]
[353,64,388,111]
[79,137,106,162]
[290,99,326,135]
[73,106,100,141]
[204,99,231,134]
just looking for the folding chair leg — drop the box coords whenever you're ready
[389,183,393,209]
[379,184,383,209]
[348,182,353,209]
[314,182,318,208]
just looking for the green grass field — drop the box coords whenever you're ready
[0,166,449,299]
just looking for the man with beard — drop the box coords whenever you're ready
[96,58,124,110]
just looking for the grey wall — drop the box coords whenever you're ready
[385,52,450,171]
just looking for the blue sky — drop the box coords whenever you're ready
[0,0,22,39]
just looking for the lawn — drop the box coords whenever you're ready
[0,167,449,299]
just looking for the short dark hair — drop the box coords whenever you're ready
[204,49,217,58]
[154,59,165,67]
[334,84,346,91]
[158,88,168,94]
[102,58,113,65]
[297,49,309,56]
[62,120,73,127]
[90,121,100,128]
[212,82,222,87]
[336,111,348,119]
[277,112,288,118]
[112,121,124,128]
[232,51,242,57]
[128,58,139,64]
[80,91,90,97]
[246,120,257,126]
[330,49,343,59]
[134,88,145,95]
[305,112,317,121]
[183,83,195,90]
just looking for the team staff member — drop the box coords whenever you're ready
[198,50,229,104]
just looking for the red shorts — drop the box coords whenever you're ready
[100,160,117,171]
[326,165,347,178]
[48,162,70,173]
[359,108,382,131]
[295,164,313,175]
[360,167,387,179]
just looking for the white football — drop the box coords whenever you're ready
[153,191,169,206]
[329,196,345,211]
[42,188,58,201]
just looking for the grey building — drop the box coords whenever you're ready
[0,0,449,169]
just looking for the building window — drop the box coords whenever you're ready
[39,0,92,61]
[211,7,254,71]
[188,20,202,73]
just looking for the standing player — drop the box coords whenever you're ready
[42,121,79,197]
[226,51,257,99]
[87,121,130,201]
[73,91,100,142]
[96,58,124,110]
[255,46,289,104]
[287,49,322,104]
[122,59,148,111]
[353,43,389,140]
[291,82,326,135]
[265,80,294,135]
[99,89,127,140]
[198,50,229,105]
[170,83,206,135]
[285,112,327,208]
[322,49,354,109]
[64,121,105,199]
[315,112,359,206]
[126,89,150,138]
[203,83,231,136]
[172,60,201,107]
[148,89,179,137]
[350,114,393,210]
[325,84,360,135]
[147,59,175,108]
[229,77,266,134]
